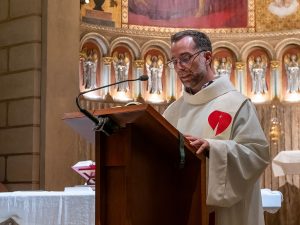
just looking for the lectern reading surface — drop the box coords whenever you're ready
[63,104,207,225]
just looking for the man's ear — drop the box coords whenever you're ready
[205,51,212,64]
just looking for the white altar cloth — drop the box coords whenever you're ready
[0,190,95,225]
[0,188,280,223]
[272,150,300,177]
[261,188,283,213]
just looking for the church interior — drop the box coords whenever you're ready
[0,0,300,224]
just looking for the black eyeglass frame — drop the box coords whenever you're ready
[167,50,207,66]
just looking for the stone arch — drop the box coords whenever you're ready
[141,40,171,60]
[110,37,141,59]
[240,40,275,101]
[274,38,300,99]
[140,40,172,103]
[240,40,275,61]
[80,32,109,55]
[275,38,300,59]
[212,41,240,60]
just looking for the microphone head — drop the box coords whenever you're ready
[139,75,149,81]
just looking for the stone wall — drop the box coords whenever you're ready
[0,0,82,191]
[0,0,42,191]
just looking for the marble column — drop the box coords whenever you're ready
[102,56,113,100]
[270,60,280,99]
[134,60,145,102]
[168,62,176,102]
[235,62,246,94]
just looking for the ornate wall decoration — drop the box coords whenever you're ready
[79,43,101,99]
[78,30,300,104]
[142,49,175,103]
[282,48,300,102]
[80,48,99,90]
[212,48,236,86]
[247,51,271,103]
[145,53,165,102]
[111,48,133,101]
[256,0,300,32]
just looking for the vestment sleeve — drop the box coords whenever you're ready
[206,101,270,207]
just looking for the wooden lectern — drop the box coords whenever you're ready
[63,104,208,225]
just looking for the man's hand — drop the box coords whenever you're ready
[185,135,210,157]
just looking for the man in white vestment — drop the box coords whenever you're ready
[163,30,270,225]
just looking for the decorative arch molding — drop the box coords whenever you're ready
[275,38,300,59]
[212,41,240,60]
[141,40,171,59]
[240,40,275,61]
[80,32,109,55]
[110,37,141,59]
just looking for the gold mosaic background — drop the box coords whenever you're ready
[256,0,300,32]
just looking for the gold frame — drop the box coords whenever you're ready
[121,0,255,34]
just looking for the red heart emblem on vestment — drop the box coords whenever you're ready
[208,110,232,136]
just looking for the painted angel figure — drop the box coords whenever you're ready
[80,48,98,89]
[213,56,232,79]
[112,52,130,92]
[284,53,300,93]
[248,55,268,94]
[145,55,164,94]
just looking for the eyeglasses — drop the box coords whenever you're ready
[167,50,206,67]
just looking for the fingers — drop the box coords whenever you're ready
[185,135,210,156]
[185,135,196,141]
[195,141,209,154]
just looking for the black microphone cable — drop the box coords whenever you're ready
[75,75,149,135]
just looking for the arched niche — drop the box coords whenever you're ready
[278,44,300,102]
[142,49,167,103]
[110,38,141,101]
[212,46,238,86]
[240,41,275,103]
[246,48,272,103]
[275,38,300,59]
[141,40,171,59]
[79,43,101,93]
[240,40,275,61]
[110,47,134,101]
[110,37,141,59]
[79,33,110,100]
[80,32,110,55]
[212,41,240,60]
[141,40,171,103]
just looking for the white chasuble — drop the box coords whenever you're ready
[163,76,270,225]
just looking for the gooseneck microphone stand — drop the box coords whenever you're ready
[75,75,148,136]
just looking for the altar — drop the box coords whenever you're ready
[272,150,300,177]
[0,189,95,225]
[0,187,281,225]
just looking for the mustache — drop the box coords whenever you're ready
[178,67,193,75]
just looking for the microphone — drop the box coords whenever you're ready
[75,75,149,135]
[138,74,149,81]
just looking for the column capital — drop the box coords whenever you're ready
[103,57,113,65]
[270,60,280,69]
[134,60,144,68]
[235,62,245,70]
